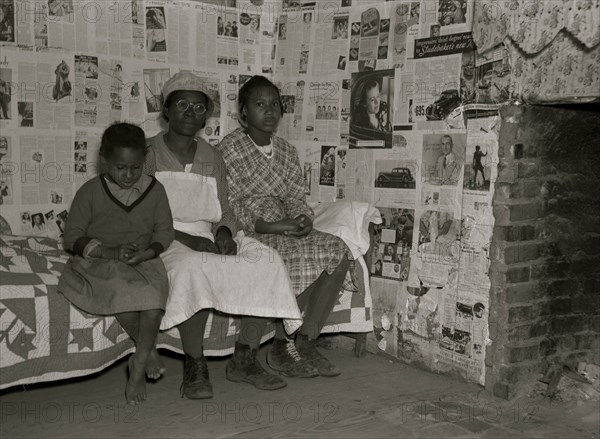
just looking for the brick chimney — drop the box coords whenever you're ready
[486,104,600,399]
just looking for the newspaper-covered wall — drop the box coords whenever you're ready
[0,0,498,385]
[0,0,279,235]
[271,0,497,386]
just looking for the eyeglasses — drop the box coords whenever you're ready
[174,99,207,115]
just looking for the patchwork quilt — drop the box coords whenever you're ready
[0,234,372,390]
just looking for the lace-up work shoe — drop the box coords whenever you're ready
[181,354,213,399]
[296,334,341,377]
[267,337,319,378]
[226,342,287,390]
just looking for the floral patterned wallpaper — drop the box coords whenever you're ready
[473,0,600,103]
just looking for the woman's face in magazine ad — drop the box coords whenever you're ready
[365,85,381,114]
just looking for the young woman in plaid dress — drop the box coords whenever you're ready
[218,76,354,377]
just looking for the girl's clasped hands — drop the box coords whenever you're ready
[281,214,312,238]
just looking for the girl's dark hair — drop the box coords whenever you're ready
[99,122,146,159]
[238,75,282,122]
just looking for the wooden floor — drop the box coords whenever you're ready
[1,342,598,438]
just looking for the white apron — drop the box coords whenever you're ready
[155,170,302,331]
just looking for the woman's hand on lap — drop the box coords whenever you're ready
[100,243,138,261]
[215,228,237,255]
[175,231,218,254]
[124,249,155,266]
[192,237,219,254]
[118,244,140,262]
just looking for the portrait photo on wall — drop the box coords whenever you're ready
[316,103,338,121]
[371,208,414,281]
[438,0,467,26]
[332,16,348,39]
[55,209,68,233]
[217,12,238,38]
[278,20,287,40]
[418,210,461,259]
[34,4,48,47]
[0,177,11,205]
[146,6,166,30]
[143,68,170,113]
[48,0,74,18]
[30,212,47,235]
[0,0,15,42]
[0,68,11,119]
[52,60,72,102]
[17,101,33,127]
[0,135,10,163]
[20,211,32,234]
[421,133,466,186]
[50,190,63,204]
[303,162,312,195]
[349,69,394,149]
[75,55,98,80]
[31,150,44,164]
[299,50,309,74]
[440,326,473,358]
[319,145,336,187]
[146,6,167,52]
[281,95,295,114]
[130,0,141,24]
[463,144,491,191]
[56,209,68,228]
[377,207,415,249]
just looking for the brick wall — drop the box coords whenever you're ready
[487,105,600,399]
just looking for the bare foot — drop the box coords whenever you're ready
[126,355,147,405]
[145,348,166,380]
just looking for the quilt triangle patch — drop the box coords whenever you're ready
[1,298,37,332]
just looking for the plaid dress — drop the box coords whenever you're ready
[217,128,353,295]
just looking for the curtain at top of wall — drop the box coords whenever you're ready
[473,0,599,55]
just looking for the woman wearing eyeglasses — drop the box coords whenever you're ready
[145,72,301,400]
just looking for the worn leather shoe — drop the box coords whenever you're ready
[295,334,341,377]
[226,342,287,390]
[267,337,319,378]
[180,354,213,399]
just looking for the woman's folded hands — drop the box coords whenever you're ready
[255,215,312,238]
[175,229,237,255]
[215,227,237,255]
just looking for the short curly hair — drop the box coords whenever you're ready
[99,122,146,159]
